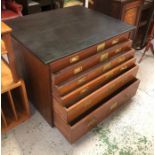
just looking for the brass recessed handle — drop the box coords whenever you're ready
[70,55,79,63]
[74,66,83,74]
[100,53,109,62]
[120,66,128,71]
[97,42,106,52]
[115,48,122,54]
[112,39,119,45]
[110,102,118,110]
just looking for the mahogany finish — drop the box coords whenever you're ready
[53,39,132,84]
[54,78,140,143]
[12,38,53,126]
[54,65,139,123]
[54,48,135,96]
[50,32,130,72]
[54,58,137,105]
[52,33,139,142]
[12,32,139,142]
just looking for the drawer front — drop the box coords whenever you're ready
[96,32,130,52]
[50,32,129,72]
[54,49,135,96]
[54,79,140,143]
[54,65,139,123]
[53,40,132,85]
[60,58,136,106]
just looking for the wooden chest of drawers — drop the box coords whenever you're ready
[88,0,144,40]
[6,6,139,143]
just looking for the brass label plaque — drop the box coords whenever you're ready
[97,42,106,52]
[74,66,83,74]
[110,102,118,110]
[118,56,126,63]
[100,53,109,62]
[70,55,79,63]
[112,39,119,45]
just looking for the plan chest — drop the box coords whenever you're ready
[7,6,140,143]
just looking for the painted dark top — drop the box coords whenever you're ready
[6,6,135,64]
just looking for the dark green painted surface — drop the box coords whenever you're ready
[6,6,135,64]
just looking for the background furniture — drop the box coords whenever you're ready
[34,0,54,10]
[1,22,18,82]
[1,80,30,133]
[1,0,23,21]
[15,0,53,15]
[134,0,154,49]
[88,0,144,42]
[53,0,85,8]
[139,22,154,63]
[1,22,30,133]
[7,6,139,143]
[26,0,41,14]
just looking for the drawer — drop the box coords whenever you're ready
[50,32,130,72]
[53,65,139,123]
[54,49,135,96]
[54,78,140,143]
[54,58,136,106]
[53,40,132,84]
